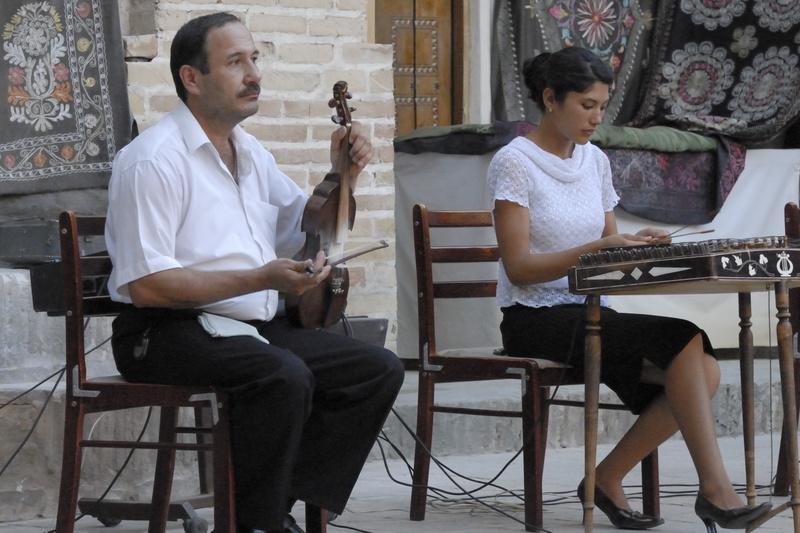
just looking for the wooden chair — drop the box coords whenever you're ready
[409,203,660,531]
[775,201,800,497]
[51,210,327,533]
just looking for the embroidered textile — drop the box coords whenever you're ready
[492,0,658,125]
[630,0,800,143]
[0,0,131,195]
[604,136,746,224]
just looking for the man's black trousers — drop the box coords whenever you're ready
[111,307,405,531]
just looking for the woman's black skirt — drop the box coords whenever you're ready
[500,303,715,414]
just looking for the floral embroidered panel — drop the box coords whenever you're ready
[630,0,800,144]
[491,0,658,126]
[0,0,131,195]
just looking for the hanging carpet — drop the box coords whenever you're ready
[0,0,131,195]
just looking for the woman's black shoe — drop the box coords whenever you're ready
[577,479,665,530]
[694,493,772,532]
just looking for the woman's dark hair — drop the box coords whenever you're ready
[522,47,614,112]
[170,12,242,102]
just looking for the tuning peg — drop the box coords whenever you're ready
[331,115,341,124]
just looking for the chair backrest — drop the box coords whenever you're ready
[58,210,129,391]
[412,203,500,358]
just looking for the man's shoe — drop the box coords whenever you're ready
[234,525,263,533]
[216,515,303,533]
[283,514,305,533]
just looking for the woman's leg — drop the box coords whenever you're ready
[661,335,743,509]
[594,335,744,510]
[594,394,677,508]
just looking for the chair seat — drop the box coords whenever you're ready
[83,374,216,394]
[86,374,214,393]
[76,378,220,418]
[87,374,129,383]
[436,347,569,369]
[79,375,216,399]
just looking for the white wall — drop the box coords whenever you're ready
[467,0,494,124]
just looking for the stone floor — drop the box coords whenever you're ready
[2,358,798,532]
[2,433,796,533]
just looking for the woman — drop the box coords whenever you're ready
[487,47,772,533]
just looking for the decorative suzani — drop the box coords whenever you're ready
[729,46,799,122]
[529,0,653,124]
[731,26,758,58]
[548,0,635,59]
[4,2,72,132]
[0,0,130,195]
[658,42,736,117]
[631,0,800,142]
[680,0,746,31]
[753,0,800,33]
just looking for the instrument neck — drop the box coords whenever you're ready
[333,124,352,254]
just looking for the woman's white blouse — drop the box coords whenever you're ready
[487,136,619,308]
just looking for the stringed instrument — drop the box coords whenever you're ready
[285,81,361,329]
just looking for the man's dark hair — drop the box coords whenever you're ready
[170,12,242,102]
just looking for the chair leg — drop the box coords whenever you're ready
[194,405,214,494]
[56,401,84,533]
[641,450,660,517]
[305,503,327,533]
[774,358,800,496]
[410,371,436,521]
[522,381,548,531]
[213,396,236,533]
[149,407,180,533]
[776,425,796,496]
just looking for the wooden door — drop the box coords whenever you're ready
[375,0,463,136]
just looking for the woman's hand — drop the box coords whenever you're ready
[599,232,661,249]
[636,227,671,244]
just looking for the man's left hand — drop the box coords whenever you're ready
[330,120,373,178]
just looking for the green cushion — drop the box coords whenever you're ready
[394,123,496,142]
[591,124,717,152]
[392,122,718,153]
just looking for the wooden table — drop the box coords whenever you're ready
[569,247,800,533]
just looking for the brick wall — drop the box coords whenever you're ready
[120,0,399,350]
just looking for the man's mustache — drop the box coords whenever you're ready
[239,85,261,98]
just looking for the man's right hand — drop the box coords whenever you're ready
[263,251,331,295]
[127,251,332,309]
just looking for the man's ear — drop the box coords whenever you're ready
[179,64,201,97]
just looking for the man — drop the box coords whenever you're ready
[105,12,405,533]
